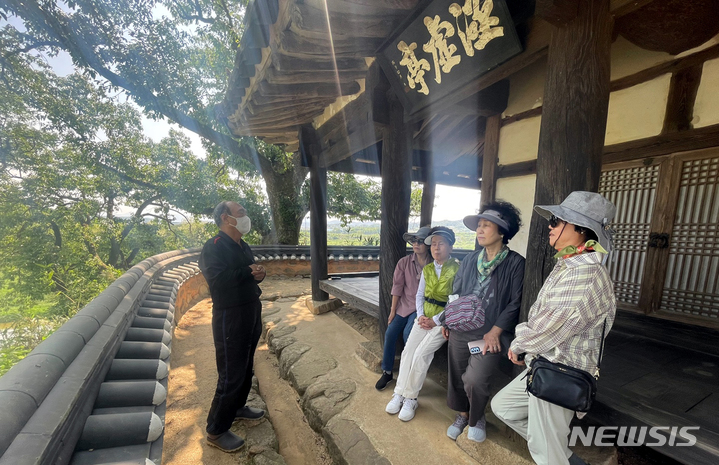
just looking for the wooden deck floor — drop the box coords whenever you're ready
[321,276,719,464]
[320,276,379,318]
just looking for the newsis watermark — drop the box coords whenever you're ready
[569,426,700,447]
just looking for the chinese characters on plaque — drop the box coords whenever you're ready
[379,0,521,116]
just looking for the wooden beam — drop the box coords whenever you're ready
[265,67,369,85]
[258,80,361,98]
[338,0,418,9]
[301,125,329,301]
[521,0,613,322]
[501,106,543,127]
[536,0,578,27]
[497,159,537,178]
[279,29,385,57]
[378,94,412,346]
[611,43,719,92]
[603,123,719,164]
[322,121,384,168]
[480,115,501,207]
[272,53,368,73]
[609,0,654,17]
[662,64,703,133]
[290,2,402,38]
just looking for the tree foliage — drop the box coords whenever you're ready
[1,0,399,244]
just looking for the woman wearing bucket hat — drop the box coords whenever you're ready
[442,201,525,443]
[385,226,460,421]
[375,226,433,391]
[491,191,617,465]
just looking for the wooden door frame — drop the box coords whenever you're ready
[613,147,719,326]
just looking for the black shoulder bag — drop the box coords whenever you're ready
[525,320,607,412]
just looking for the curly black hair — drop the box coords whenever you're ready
[480,200,523,244]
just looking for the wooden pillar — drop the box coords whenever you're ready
[301,125,329,301]
[420,155,435,226]
[480,114,501,208]
[420,181,435,227]
[379,92,413,345]
[520,0,613,321]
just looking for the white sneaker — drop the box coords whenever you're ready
[398,398,418,421]
[385,394,405,414]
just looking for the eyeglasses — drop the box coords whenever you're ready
[548,215,565,228]
[407,238,423,245]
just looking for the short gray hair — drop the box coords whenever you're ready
[213,201,231,227]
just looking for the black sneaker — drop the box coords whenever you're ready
[375,372,393,391]
[207,431,245,452]
[235,405,266,421]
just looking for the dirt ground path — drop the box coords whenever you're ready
[162,277,329,465]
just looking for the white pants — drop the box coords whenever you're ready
[491,369,575,465]
[394,321,446,399]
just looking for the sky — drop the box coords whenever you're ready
[9,14,481,223]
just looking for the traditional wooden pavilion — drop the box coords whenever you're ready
[219,0,719,463]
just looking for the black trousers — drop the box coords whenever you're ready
[206,299,262,435]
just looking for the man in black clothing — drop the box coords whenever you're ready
[199,201,267,452]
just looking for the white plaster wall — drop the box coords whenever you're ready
[605,74,671,145]
[610,36,673,80]
[693,58,719,128]
[503,58,546,118]
[496,174,537,257]
[497,116,541,165]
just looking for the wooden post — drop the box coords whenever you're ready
[521,0,613,321]
[420,154,435,226]
[481,114,501,208]
[379,92,413,345]
[420,180,435,227]
[301,125,329,301]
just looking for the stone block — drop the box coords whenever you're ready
[301,378,356,432]
[287,353,337,396]
[269,336,297,356]
[322,417,390,465]
[355,341,383,374]
[278,343,311,379]
[305,297,343,315]
[252,449,287,465]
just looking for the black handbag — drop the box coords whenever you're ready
[525,320,607,412]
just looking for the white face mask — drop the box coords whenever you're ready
[227,214,251,235]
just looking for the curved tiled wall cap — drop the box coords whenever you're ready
[153,383,167,406]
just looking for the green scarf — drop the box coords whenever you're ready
[554,240,608,259]
[477,245,509,283]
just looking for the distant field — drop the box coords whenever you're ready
[299,220,476,250]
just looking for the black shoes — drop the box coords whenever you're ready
[207,430,245,452]
[235,405,266,421]
[375,371,393,391]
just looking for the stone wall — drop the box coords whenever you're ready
[262,259,379,277]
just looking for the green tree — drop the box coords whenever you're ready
[1,0,392,244]
[0,46,228,314]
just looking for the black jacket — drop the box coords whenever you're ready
[449,249,525,344]
[199,231,262,309]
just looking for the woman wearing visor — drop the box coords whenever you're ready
[385,226,459,422]
[443,201,525,443]
[375,226,432,391]
[491,191,617,465]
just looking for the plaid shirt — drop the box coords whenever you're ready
[511,252,616,374]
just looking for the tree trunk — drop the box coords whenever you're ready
[262,153,310,244]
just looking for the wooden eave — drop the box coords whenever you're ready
[220,0,670,176]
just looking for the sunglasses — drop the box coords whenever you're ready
[548,215,565,228]
[407,238,424,245]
